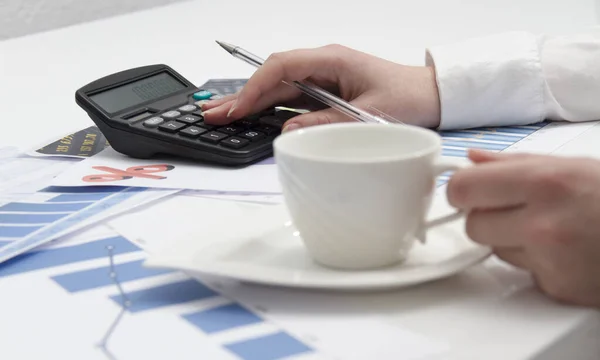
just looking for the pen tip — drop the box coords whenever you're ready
[215,40,236,54]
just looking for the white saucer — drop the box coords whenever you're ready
[144,204,492,291]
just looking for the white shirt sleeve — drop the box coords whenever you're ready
[425,27,600,130]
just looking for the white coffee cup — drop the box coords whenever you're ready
[273,122,470,270]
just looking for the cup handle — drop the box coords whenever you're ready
[415,156,472,244]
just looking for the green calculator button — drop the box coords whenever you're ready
[193,90,213,100]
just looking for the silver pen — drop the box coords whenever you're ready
[215,41,401,125]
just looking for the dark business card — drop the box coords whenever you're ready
[32,126,110,159]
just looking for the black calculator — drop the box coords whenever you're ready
[75,64,297,166]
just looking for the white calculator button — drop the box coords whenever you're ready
[162,110,181,118]
[143,117,164,128]
[194,100,210,108]
[178,104,197,113]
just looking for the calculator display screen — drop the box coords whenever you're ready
[89,72,187,113]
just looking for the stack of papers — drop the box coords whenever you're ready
[2,87,600,359]
[0,145,177,264]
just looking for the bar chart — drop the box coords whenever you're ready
[0,233,316,360]
[0,187,122,240]
[436,121,549,186]
[0,186,148,263]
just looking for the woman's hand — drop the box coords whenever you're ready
[201,44,441,132]
[448,150,600,307]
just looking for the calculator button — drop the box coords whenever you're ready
[218,125,243,135]
[245,114,261,122]
[196,121,215,130]
[254,125,279,135]
[192,90,213,100]
[239,130,265,142]
[177,115,201,124]
[259,115,286,128]
[274,110,299,121]
[143,117,164,128]
[179,126,206,138]
[158,121,186,133]
[194,100,210,108]
[234,118,259,128]
[210,94,223,100]
[221,137,250,149]
[200,131,228,144]
[162,110,181,119]
[178,104,197,113]
[258,108,275,116]
[191,110,205,119]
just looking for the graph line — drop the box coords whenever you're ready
[98,245,131,360]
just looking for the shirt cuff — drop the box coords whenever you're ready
[425,31,545,130]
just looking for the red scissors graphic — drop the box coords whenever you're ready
[82,164,175,183]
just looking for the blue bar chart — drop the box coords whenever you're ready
[0,186,126,241]
[0,235,139,277]
[109,279,219,313]
[0,231,316,360]
[183,303,264,334]
[437,121,549,187]
[51,259,174,293]
[0,186,147,264]
[225,332,313,360]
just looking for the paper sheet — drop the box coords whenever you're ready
[501,120,599,155]
[0,150,178,263]
[106,195,269,253]
[0,146,20,161]
[0,185,177,264]
[51,147,280,193]
[182,190,284,205]
[0,221,448,360]
[0,153,76,197]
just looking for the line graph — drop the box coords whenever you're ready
[98,245,130,360]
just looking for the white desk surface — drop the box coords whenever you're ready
[1,0,599,359]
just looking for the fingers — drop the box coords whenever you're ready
[493,247,530,270]
[201,99,236,122]
[278,108,348,132]
[228,46,348,119]
[201,93,238,111]
[467,149,505,163]
[447,159,537,209]
[280,95,374,132]
[468,149,546,163]
[203,84,301,125]
[465,207,528,247]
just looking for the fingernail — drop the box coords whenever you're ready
[227,100,238,118]
[200,100,214,110]
[282,123,300,133]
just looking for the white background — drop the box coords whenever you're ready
[0,0,189,40]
